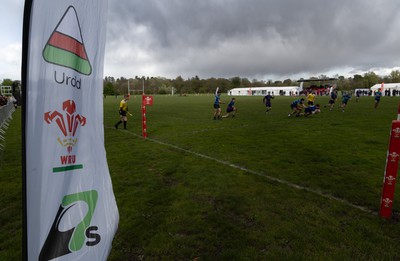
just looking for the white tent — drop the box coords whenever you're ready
[227,86,301,96]
[370,83,400,96]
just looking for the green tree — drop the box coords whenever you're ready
[190,75,202,93]
[103,82,115,96]
[1,78,13,86]
[230,77,241,88]
[363,71,379,88]
[336,75,350,90]
[241,78,251,87]
[215,78,231,93]
[351,74,364,89]
[252,79,265,86]
[173,76,185,95]
[389,70,400,83]
[283,78,293,86]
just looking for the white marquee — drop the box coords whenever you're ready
[227,86,301,96]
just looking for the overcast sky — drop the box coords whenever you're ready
[2,0,400,82]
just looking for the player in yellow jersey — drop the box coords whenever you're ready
[307,91,316,105]
[114,94,130,129]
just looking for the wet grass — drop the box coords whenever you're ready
[2,94,400,260]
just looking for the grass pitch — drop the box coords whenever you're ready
[2,94,400,260]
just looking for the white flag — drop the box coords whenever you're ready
[22,1,119,260]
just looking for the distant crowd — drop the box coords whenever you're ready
[0,95,17,108]
[0,95,8,106]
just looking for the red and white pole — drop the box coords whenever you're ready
[142,104,147,138]
[141,95,153,138]
[379,120,400,218]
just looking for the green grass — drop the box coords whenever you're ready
[2,94,400,260]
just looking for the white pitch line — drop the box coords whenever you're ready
[109,126,377,215]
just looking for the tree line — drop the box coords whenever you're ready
[102,70,400,96]
[2,70,400,97]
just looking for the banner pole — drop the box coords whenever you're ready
[21,0,34,259]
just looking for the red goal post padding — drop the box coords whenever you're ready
[379,120,400,218]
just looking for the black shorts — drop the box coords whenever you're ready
[214,104,220,109]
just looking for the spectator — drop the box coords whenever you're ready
[0,95,8,106]
[10,96,17,109]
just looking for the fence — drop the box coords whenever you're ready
[0,103,16,151]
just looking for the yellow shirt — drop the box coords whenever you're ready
[307,93,316,102]
[119,99,128,112]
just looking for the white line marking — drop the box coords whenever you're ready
[107,126,377,215]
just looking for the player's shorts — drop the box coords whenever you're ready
[308,101,314,105]
[265,102,271,107]
[290,104,297,109]
[305,107,312,114]
[342,100,349,105]
[329,99,335,104]
[214,104,220,109]
[226,107,234,113]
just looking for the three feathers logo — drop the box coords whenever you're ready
[44,99,86,154]
[42,6,92,75]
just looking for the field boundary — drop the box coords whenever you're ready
[108,126,378,216]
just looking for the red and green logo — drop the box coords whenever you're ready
[43,6,92,75]
[44,99,86,173]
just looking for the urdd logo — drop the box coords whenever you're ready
[42,6,92,75]
[39,190,101,261]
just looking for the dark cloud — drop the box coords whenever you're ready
[104,0,400,80]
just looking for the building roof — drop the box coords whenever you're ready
[297,78,337,82]
[370,83,400,89]
[228,86,299,91]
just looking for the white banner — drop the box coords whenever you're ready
[23,1,118,260]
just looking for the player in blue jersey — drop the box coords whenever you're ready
[213,88,224,120]
[222,98,237,118]
[374,90,382,109]
[340,93,351,112]
[304,104,321,116]
[356,90,361,102]
[324,90,337,111]
[263,93,274,113]
[288,98,306,117]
